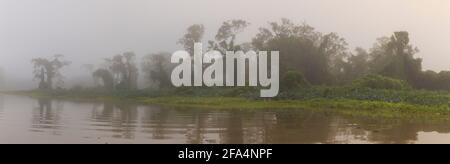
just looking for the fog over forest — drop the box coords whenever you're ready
[0,0,449,90]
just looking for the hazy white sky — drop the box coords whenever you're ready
[0,0,449,84]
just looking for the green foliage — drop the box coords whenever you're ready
[23,19,450,94]
[252,19,349,85]
[277,87,448,106]
[282,71,310,90]
[414,70,450,91]
[14,91,450,120]
[19,84,450,107]
[369,32,422,85]
[352,75,410,90]
[172,87,259,98]
[338,47,370,84]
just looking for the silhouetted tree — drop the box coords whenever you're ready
[123,52,139,90]
[142,52,172,89]
[369,32,422,85]
[93,69,114,90]
[252,19,348,85]
[209,19,250,53]
[178,24,205,55]
[281,71,310,91]
[340,47,370,84]
[104,52,139,90]
[31,55,70,90]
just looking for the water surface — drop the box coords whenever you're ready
[1,94,450,144]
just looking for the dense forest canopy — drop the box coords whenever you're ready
[20,18,450,93]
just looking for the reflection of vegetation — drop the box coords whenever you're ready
[332,113,450,144]
[111,104,450,144]
[91,102,138,139]
[9,95,450,144]
[141,105,171,140]
[31,98,63,132]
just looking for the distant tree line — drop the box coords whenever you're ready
[30,18,450,92]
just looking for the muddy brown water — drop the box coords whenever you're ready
[0,94,450,144]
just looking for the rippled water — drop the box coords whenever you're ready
[1,94,450,144]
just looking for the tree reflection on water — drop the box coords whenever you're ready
[15,97,450,144]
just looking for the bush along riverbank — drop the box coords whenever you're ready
[4,86,450,111]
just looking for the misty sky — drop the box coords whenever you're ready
[1,0,450,88]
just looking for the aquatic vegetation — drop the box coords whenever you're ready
[8,86,450,106]
[276,87,450,106]
[140,97,450,120]
[352,75,411,90]
[6,86,450,121]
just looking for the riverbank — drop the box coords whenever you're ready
[142,97,450,119]
[4,89,450,120]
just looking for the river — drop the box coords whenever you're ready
[0,94,450,144]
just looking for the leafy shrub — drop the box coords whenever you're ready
[282,71,310,90]
[352,75,410,90]
[276,86,448,106]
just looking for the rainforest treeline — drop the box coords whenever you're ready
[28,19,450,92]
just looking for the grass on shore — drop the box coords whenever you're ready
[5,89,450,120]
[4,88,450,120]
[141,96,450,119]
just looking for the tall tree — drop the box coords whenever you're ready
[31,55,70,90]
[209,19,250,53]
[252,19,348,85]
[141,52,172,89]
[92,69,114,90]
[178,24,205,55]
[104,52,139,90]
[340,47,370,84]
[369,32,422,85]
[123,52,139,90]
